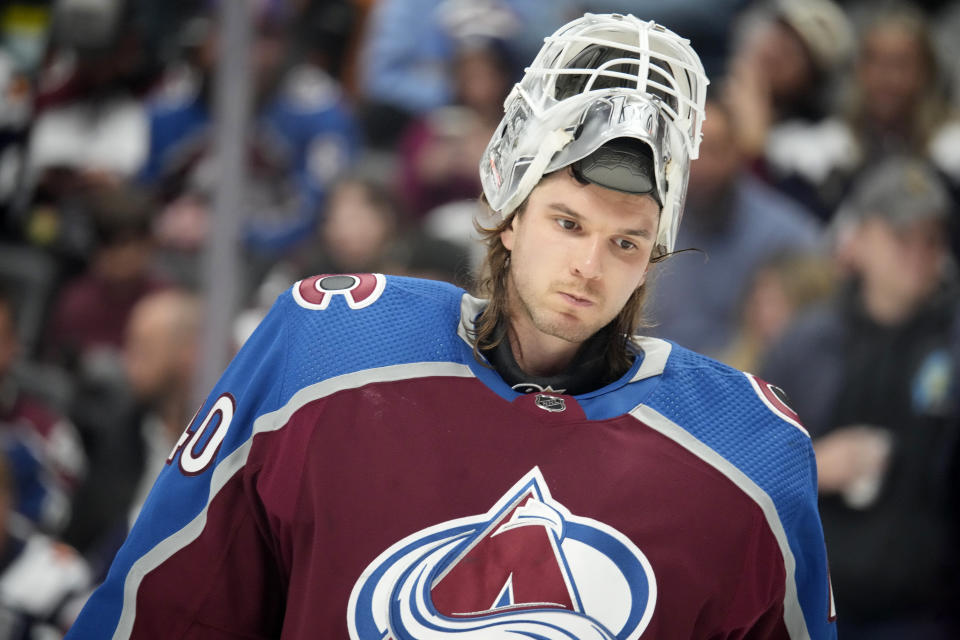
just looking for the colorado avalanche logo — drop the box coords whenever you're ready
[347,468,657,639]
[293,273,386,310]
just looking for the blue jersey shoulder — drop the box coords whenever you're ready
[63,275,469,639]
[646,342,817,520]
[279,274,468,392]
[644,346,833,638]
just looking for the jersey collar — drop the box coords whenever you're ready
[457,293,672,395]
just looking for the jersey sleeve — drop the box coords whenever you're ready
[745,373,837,640]
[782,434,837,639]
[642,348,838,640]
[66,292,294,639]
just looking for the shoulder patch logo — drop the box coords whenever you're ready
[293,273,386,310]
[347,467,657,639]
[745,373,808,436]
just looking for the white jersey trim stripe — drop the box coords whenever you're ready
[457,293,485,348]
[628,404,811,640]
[112,361,476,640]
[629,337,672,382]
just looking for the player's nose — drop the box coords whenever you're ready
[571,237,603,279]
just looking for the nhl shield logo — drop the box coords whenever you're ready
[347,467,657,639]
[535,393,566,412]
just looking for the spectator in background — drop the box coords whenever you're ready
[725,0,853,181]
[288,0,360,83]
[761,156,960,639]
[356,0,574,149]
[237,165,475,348]
[299,173,401,278]
[45,182,166,372]
[27,0,155,177]
[384,232,473,289]
[140,0,359,278]
[646,96,823,357]
[64,289,201,576]
[0,289,85,534]
[120,289,201,524]
[21,0,158,266]
[235,171,404,346]
[763,4,960,217]
[721,251,837,373]
[397,36,514,218]
[0,450,91,638]
[396,35,524,277]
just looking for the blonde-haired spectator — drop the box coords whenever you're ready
[722,252,837,373]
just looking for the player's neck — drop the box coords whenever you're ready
[505,319,580,378]
[484,318,622,395]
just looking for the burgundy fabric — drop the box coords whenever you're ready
[130,376,790,638]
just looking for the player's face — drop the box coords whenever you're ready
[501,170,658,355]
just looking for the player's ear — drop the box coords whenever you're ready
[500,216,516,251]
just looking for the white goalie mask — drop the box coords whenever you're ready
[479,13,708,257]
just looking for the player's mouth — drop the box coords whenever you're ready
[558,291,595,307]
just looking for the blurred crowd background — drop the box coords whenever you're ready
[0,0,958,637]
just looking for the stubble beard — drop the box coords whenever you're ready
[507,270,600,345]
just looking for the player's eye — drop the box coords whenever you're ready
[556,218,579,231]
[615,238,637,251]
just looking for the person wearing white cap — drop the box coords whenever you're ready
[725,0,853,166]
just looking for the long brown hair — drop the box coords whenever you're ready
[469,196,661,375]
